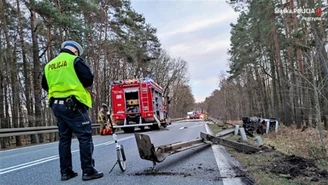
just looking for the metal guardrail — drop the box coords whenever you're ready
[0,118,185,138]
[208,117,223,124]
[208,116,279,134]
[170,118,185,122]
[0,124,101,138]
[0,118,185,148]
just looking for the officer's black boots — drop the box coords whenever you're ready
[61,171,78,181]
[82,170,104,181]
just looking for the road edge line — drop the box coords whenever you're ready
[205,123,244,185]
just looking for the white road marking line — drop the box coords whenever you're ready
[0,135,134,175]
[205,124,244,185]
[0,156,59,174]
[0,156,58,172]
[0,142,58,153]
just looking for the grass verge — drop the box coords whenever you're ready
[208,122,328,185]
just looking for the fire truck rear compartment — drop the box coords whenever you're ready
[125,90,140,122]
[110,78,168,133]
[124,89,159,131]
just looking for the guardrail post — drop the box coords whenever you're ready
[275,121,279,133]
[35,134,39,144]
[266,121,271,134]
[239,127,247,141]
[234,125,239,135]
[255,136,263,146]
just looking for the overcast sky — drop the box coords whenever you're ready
[130,0,240,102]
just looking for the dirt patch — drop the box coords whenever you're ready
[228,148,328,185]
[133,170,192,177]
[270,154,328,180]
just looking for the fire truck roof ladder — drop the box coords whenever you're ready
[140,82,149,112]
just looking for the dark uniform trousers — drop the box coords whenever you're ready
[51,99,95,175]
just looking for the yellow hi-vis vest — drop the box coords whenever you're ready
[45,52,92,108]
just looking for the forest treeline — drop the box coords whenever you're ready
[200,0,327,152]
[202,0,327,128]
[0,0,195,147]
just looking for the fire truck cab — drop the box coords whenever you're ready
[110,78,170,133]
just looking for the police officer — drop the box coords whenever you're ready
[41,40,104,181]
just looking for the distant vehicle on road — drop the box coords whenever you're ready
[187,111,204,119]
[187,111,194,119]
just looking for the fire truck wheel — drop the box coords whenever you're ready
[139,126,145,131]
[122,127,135,133]
[150,124,160,130]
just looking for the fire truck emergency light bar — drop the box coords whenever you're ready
[109,77,153,85]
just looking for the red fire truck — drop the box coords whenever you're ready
[110,78,170,133]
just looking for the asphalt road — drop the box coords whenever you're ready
[0,120,249,185]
